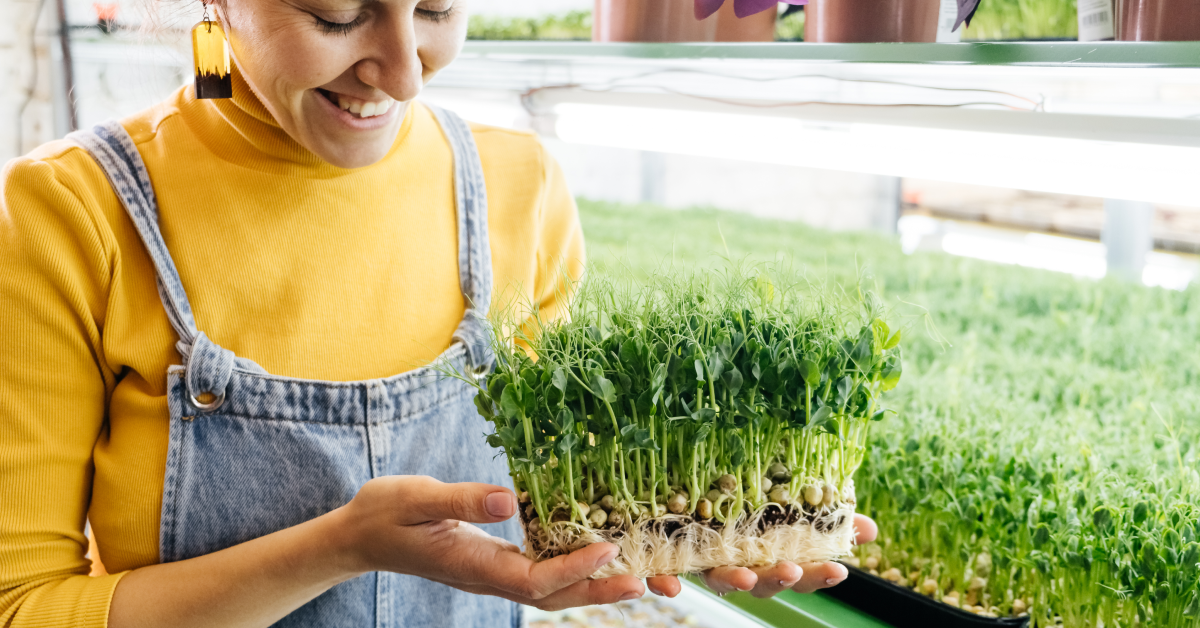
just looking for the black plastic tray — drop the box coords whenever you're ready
[821,565,1031,628]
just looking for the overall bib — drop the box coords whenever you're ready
[70,106,525,628]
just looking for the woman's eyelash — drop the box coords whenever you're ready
[315,6,452,34]
[315,14,366,35]
[416,7,455,22]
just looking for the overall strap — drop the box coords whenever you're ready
[427,105,496,375]
[69,121,239,407]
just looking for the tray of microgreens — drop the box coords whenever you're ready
[455,265,902,578]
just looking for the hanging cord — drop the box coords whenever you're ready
[55,0,79,132]
[16,0,50,156]
[521,67,1045,114]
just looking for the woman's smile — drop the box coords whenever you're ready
[314,87,400,130]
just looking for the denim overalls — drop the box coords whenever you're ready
[70,106,524,628]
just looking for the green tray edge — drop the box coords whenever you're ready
[685,576,895,628]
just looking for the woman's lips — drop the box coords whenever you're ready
[315,88,397,130]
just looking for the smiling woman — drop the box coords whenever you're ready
[0,1,867,627]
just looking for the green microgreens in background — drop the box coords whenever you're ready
[573,199,1200,625]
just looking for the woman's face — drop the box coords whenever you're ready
[219,0,467,168]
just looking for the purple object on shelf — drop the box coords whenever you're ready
[695,0,808,21]
[953,0,982,30]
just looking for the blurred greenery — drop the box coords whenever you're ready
[965,0,1079,40]
[467,10,592,41]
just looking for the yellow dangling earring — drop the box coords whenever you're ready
[192,2,231,99]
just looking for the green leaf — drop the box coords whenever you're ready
[694,359,706,383]
[722,365,743,395]
[1033,523,1050,548]
[810,405,833,427]
[597,377,617,403]
[799,358,819,386]
[555,433,580,456]
[500,382,523,420]
[551,368,568,392]
[473,395,495,420]
[884,329,902,351]
[708,353,724,381]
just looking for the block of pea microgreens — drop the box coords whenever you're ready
[457,265,903,578]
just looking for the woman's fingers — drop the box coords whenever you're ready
[853,514,878,545]
[518,542,623,600]
[520,575,645,612]
[701,565,757,595]
[645,575,682,598]
[789,561,848,594]
[747,562,803,599]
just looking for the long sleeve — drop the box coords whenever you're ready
[0,151,127,628]
[530,145,586,326]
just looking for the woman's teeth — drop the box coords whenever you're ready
[333,93,394,119]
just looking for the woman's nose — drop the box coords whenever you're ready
[354,11,425,103]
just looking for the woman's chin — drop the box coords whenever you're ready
[309,139,395,169]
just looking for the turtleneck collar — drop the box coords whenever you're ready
[180,64,415,178]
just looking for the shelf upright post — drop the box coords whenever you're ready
[1102,198,1154,282]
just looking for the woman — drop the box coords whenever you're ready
[0,1,875,626]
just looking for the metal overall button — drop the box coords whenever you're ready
[188,390,227,413]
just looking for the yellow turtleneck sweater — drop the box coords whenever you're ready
[0,71,585,627]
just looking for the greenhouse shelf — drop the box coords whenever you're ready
[428,40,1200,206]
[459,41,1200,69]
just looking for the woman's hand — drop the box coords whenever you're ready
[642,514,878,599]
[111,477,642,628]
[333,476,644,610]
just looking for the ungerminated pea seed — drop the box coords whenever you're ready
[706,489,723,503]
[607,509,623,527]
[822,483,838,507]
[768,463,790,482]
[697,498,714,519]
[864,556,879,570]
[923,579,938,595]
[1012,599,1027,615]
[599,495,615,512]
[969,577,986,591]
[577,501,590,517]
[769,486,790,505]
[943,596,960,608]
[761,477,773,493]
[804,485,823,507]
[668,492,688,514]
[527,519,540,534]
[588,508,607,528]
[717,474,738,493]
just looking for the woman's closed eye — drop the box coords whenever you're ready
[314,2,455,35]
[315,12,367,35]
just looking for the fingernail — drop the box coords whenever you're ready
[619,591,640,601]
[826,577,846,586]
[485,492,514,517]
[594,545,619,569]
[647,586,662,597]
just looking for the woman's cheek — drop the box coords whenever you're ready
[419,18,467,82]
